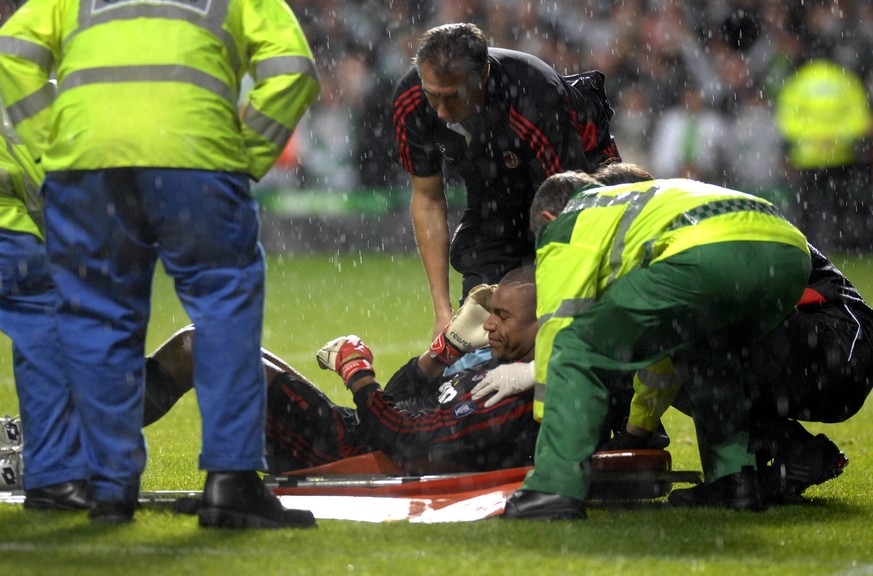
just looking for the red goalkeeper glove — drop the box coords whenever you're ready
[316,335,375,389]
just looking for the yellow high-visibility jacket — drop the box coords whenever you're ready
[0,103,44,238]
[0,0,319,180]
[532,178,809,420]
[776,59,872,170]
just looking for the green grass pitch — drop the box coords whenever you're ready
[0,251,871,575]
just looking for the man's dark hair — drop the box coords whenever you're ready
[499,264,535,288]
[413,23,489,77]
[593,162,654,185]
[529,171,602,236]
[499,265,536,319]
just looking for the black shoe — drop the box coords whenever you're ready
[668,467,764,511]
[601,427,671,451]
[173,496,203,515]
[198,471,316,529]
[763,433,848,503]
[89,500,137,524]
[601,417,671,451]
[24,480,93,511]
[502,490,586,520]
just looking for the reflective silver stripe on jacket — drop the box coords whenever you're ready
[562,186,659,287]
[72,0,237,70]
[88,0,213,17]
[538,298,595,329]
[61,65,237,105]
[61,0,239,100]
[0,37,56,125]
[0,37,54,70]
[534,382,546,403]
[243,107,291,149]
[4,83,55,127]
[244,55,320,147]
[253,56,318,83]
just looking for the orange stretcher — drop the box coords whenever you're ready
[0,450,702,523]
[265,450,702,522]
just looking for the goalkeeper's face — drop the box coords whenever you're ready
[483,283,537,363]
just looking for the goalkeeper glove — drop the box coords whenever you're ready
[429,283,495,365]
[317,335,375,389]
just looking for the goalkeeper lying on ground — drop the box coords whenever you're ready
[143,266,542,474]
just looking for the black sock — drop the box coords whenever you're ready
[142,357,192,427]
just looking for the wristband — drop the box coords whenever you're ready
[428,332,464,365]
[339,358,374,388]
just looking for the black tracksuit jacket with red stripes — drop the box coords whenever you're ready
[357,357,539,473]
[744,243,873,423]
[392,48,619,287]
[265,356,539,475]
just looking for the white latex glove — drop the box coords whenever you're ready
[470,361,536,407]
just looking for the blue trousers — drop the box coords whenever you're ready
[43,168,268,502]
[0,231,88,489]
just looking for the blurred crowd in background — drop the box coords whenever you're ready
[261,0,873,251]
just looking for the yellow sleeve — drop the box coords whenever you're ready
[628,357,681,432]
[240,0,320,180]
[0,0,64,158]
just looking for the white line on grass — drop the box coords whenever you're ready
[829,563,873,576]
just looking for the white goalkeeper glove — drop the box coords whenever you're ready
[470,361,536,407]
[428,283,495,365]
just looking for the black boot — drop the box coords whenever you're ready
[502,490,586,520]
[752,419,849,503]
[198,471,316,529]
[764,432,848,503]
[89,500,138,524]
[668,466,764,511]
[24,480,93,511]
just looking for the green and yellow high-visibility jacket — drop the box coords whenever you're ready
[0,0,319,180]
[0,104,44,238]
[532,178,809,420]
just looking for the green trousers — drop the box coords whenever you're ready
[523,242,811,501]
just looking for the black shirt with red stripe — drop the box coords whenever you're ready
[353,357,539,473]
[801,243,870,310]
[265,356,539,474]
[392,48,619,283]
